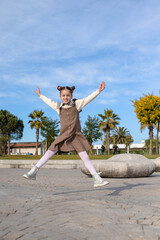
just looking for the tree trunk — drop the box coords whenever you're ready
[149,125,153,155]
[8,136,10,155]
[1,133,7,155]
[89,141,93,156]
[156,121,159,155]
[106,127,110,155]
[46,139,48,151]
[89,148,93,156]
[3,136,7,155]
[4,141,7,155]
[35,128,39,155]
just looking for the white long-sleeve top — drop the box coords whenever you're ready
[39,89,100,115]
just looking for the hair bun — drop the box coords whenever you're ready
[71,86,75,92]
[57,85,75,93]
[57,86,62,91]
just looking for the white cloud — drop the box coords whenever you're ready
[99,99,118,105]
[0,92,16,97]
[1,0,160,66]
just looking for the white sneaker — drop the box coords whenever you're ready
[23,166,39,180]
[93,173,109,187]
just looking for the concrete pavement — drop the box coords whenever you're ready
[0,168,160,240]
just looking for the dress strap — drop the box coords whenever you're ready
[73,99,82,112]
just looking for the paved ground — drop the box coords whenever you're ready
[0,168,160,240]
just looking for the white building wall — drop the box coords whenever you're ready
[93,140,145,150]
[10,144,45,155]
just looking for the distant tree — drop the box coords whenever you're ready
[145,138,160,154]
[111,126,133,148]
[125,134,134,147]
[133,94,160,154]
[0,110,24,155]
[82,115,102,146]
[145,138,157,151]
[28,110,46,155]
[41,118,60,149]
[98,109,120,155]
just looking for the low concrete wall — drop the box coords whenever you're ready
[0,159,105,169]
[0,159,84,169]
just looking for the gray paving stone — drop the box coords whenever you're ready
[0,168,160,240]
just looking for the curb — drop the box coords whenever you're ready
[0,159,106,169]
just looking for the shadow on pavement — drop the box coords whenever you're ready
[52,182,153,197]
[107,182,148,196]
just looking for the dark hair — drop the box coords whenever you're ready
[57,86,75,94]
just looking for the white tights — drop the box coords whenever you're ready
[35,150,96,176]
[36,150,57,168]
[78,151,96,175]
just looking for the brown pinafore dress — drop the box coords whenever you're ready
[48,103,91,153]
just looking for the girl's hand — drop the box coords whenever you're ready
[34,86,41,96]
[99,81,105,92]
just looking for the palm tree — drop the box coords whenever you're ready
[28,110,46,155]
[98,109,120,155]
[111,127,133,151]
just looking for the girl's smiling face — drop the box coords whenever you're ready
[60,89,72,104]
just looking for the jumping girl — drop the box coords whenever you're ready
[23,81,109,187]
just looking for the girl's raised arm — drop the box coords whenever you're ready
[36,87,61,114]
[75,81,105,111]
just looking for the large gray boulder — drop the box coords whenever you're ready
[152,157,160,171]
[81,154,156,178]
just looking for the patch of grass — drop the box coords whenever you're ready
[0,153,159,160]
[144,155,160,159]
[0,154,112,160]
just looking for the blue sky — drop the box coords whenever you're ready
[0,0,160,144]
